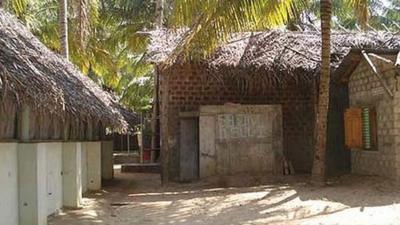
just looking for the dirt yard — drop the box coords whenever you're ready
[49,169,400,225]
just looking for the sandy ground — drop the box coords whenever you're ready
[49,169,400,225]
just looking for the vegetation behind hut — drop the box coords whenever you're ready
[0,10,129,132]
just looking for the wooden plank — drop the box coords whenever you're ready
[368,53,394,64]
[179,111,199,118]
[344,107,362,149]
[362,50,394,98]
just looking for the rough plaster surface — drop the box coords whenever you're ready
[101,141,114,180]
[0,141,103,225]
[0,143,19,225]
[18,143,48,225]
[62,142,82,208]
[199,105,283,177]
[86,142,102,190]
[45,143,63,216]
[81,144,88,194]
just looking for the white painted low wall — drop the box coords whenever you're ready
[86,142,102,191]
[101,141,114,180]
[1,141,103,225]
[44,143,63,216]
[0,143,19,225]
[81,143,88,194]
[18,143,48,225]
[18,143,64,225]
[62,142,82,208]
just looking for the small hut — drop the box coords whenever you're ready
[112,106,141,161]
[0,10,128,225]
[147,29,400,182]
[335,49,400,179]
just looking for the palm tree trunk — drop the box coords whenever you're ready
[311,0,332,184]
[152,0,163,168]
[155,0,164,28]
[77,0,88,48]
[59,0,69,59]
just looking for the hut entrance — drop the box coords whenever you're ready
[179,118,200,182]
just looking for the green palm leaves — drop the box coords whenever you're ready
[167,0,307,61]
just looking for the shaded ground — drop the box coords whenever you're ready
[49,169,400,225]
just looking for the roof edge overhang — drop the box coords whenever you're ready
[333,48,400,84]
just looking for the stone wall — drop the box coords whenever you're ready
[348,56,398,178]
[160,64,316,180]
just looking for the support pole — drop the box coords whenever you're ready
[396,51,400,69]
[120,135,123,153]
[151,71,160,163]
[140,113,144,163]
[368,53,394,64]
[127,133,130,155]
[362,50,394,98]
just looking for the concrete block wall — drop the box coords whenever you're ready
[348,57,398,178]
[393,92,400,181]
[0,143,19,225]
[161,64,315,180]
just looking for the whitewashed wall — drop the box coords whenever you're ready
[81,143,88,194]
[44,143,63,216]
[0,141,102,225]
[0,143,19,225]
[86,142,102,190]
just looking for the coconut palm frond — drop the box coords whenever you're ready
[346,0,369,29]
[165,0,307,65]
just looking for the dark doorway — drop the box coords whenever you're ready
[179,118,199,182]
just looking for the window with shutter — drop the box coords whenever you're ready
[344,107,378,150]
[363,107,377,150]
[344,108,363,149]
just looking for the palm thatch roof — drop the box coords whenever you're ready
[0,9,128,130]
[147,29,400,87]
[116,105,140,132]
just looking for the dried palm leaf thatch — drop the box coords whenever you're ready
[116,105,140,132]
[147,29,400,91]
[0,9,128,131]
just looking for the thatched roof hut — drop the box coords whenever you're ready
[147,29,400,180]
[147,29,400,87]
[0,9,129,139]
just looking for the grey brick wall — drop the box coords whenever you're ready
[348,56,398,178]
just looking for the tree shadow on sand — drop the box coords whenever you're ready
[49,173,400,225]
